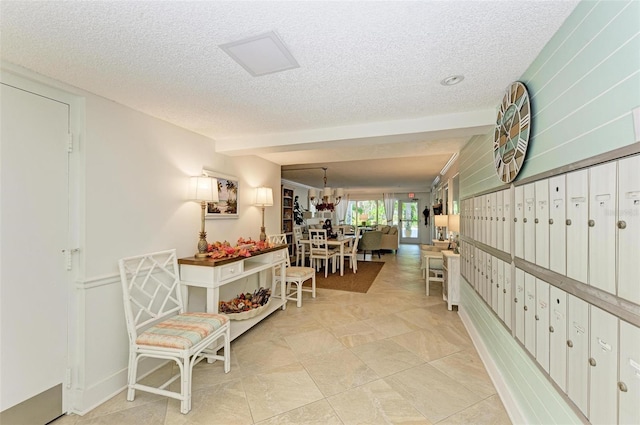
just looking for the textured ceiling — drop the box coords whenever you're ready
[0,0,579,192]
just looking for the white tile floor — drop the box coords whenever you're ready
[53,245,511,424]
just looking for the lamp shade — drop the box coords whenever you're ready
[188,176,218,202]
[434,214,448,227]
[322,186,332,198]
[309,188,317,199]
[448,214,460,232]
[255,187,273,206]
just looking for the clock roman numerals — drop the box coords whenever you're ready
[494,81,531,183]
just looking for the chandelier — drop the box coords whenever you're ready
[308,167,344,212]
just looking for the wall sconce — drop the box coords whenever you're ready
[188,175,218,257]
[434,214,448,241]
[255,186,273,241]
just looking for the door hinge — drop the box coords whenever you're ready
[62,248,79,270]
[67,133,73,153]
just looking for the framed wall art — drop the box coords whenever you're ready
[203,169,239,219]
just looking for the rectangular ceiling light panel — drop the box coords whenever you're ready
[219,31,300,77]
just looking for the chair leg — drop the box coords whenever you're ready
[127,350,138,401]
[311,274,316,298]
[181,354,190,414]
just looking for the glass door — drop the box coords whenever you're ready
[399,200,419,243]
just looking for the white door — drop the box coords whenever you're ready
[589,162,617,295]
[503,262,512,331]
[524,272,536,355]
[567,294,589,416]
[617,155,640,305]
[588,306,618,424]
[496,258,505,321]
[535,279,550,372]
[523,183,536,263]
[1,84,69,421]
[503,189,512,255]
[489,192,497,248]
[515,268,525,344]
[399,200,419,243]
[514,186,524,259]
[619,321,640,425]
[535,179,550,268]
[490,256,499,312]
[549,175,567,275]
[496,191,504,251]
[549,286,567,392]
[566,170,589,284]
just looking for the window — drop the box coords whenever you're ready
[346,200,398,226]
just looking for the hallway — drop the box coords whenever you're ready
[55,245,511,424]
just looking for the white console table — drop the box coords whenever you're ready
[178,246,288,341]
[442,250,461,311]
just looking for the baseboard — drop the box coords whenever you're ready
[70,358,167,416]
[459,305,525,425]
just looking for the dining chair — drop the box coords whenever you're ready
[309,229,338,277]
[292,226,309,266]
[268,233,287,245]
[358,230,382,260]
[273,248,316,307]
[118,249,230,414]
[340,227,362,273]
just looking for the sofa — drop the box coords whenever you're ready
[376,225,399,253]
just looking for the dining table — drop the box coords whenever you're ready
[298,235,355,276]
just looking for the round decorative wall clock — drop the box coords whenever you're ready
[493,81,531,183]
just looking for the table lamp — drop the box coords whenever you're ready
[255,187,273,242]
[188,175,218,257]
[448,214,460,253]
[434,214,448,241]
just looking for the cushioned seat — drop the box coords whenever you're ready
[136,313,229,349]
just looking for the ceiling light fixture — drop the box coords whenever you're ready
[440,75,465,86]
[308,167,343,212]
[219,31,300,77]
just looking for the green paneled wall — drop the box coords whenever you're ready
[460,0,640,199]
[458,0,639,421]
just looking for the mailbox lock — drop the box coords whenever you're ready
[588,219,595,227]
[567,340,574,348]
[618,220,627,229]
[549,326,555,333]
[514,297,518,303]
[566,219,572,225]
[503,217,506,222]
[491,279,494,283]
[549,218,554,225]
[514,218,518,222]
[618,382,628,392]
[503,288,507,294]
[589,357,597,367]
[524,305,528,311]
[535,218,539,224]
[535,314,539,320]
[523,218,528,223]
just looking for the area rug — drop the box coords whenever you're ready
[314,261,385,293]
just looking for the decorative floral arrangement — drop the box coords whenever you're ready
[206,237,272,259]
[315,202,335,212]
[219,287,271,314]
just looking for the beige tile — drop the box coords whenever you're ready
[385,363,482,423]
[365,313,422,338]
[243,363,324,422]
[284,328,345,360]
[234,338,298,371]
[328,319,382,347]
[429,350,496,399]
[74,400,167,425]
[165,379,253,425]
[351,339,424,377]
[437,395,512,425]
[255,400,343,425]
[391,328,463,362]
[301,348,379,397]
[328,379,431,425]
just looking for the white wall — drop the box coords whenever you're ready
[1,67,281,413]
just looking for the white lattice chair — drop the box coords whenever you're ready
[269,233,316,307]
[118,249,230,414]
[340,227,362,273]
[309,229,339,277]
